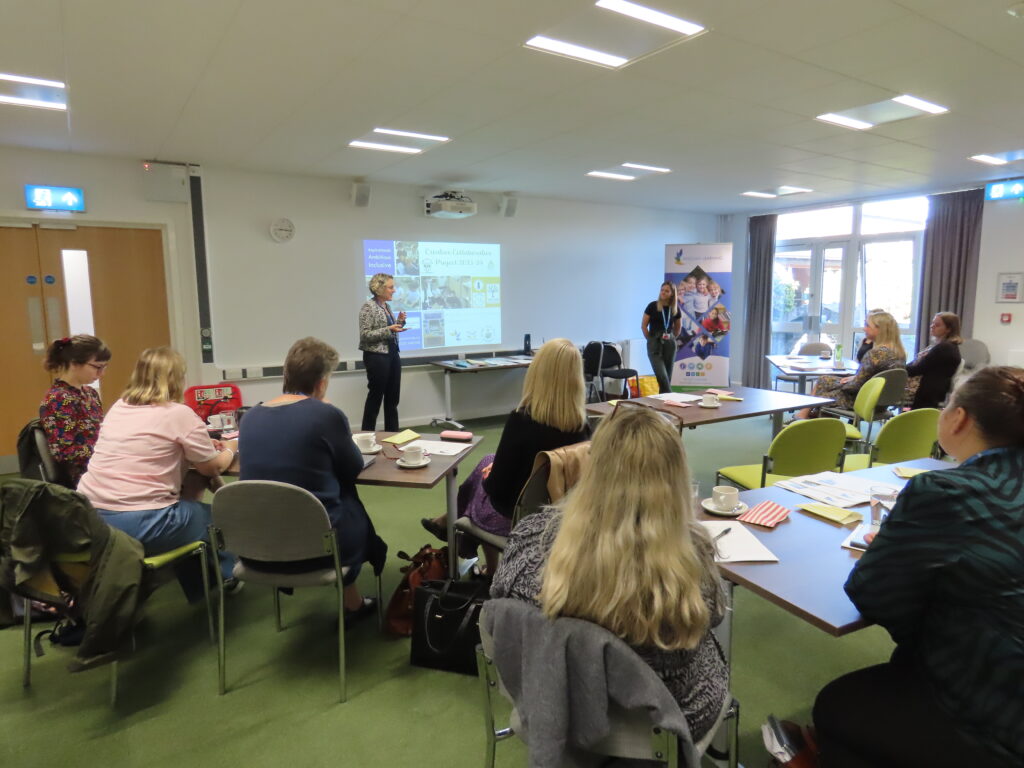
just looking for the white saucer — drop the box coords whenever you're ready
[698,402,721,409]
[701,498,748,518]
[359,444,382,455]
[397,457,431,469]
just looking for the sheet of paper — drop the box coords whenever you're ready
[841,523,878,552]
[892,466,930,479]
[660,400,694,408]
[382,429,420,444]
[776,472,899,507]
[650,392,702,403]
[485,358,510,365]
[799,503,863,525]
[405,439,471,456]
[507,355,533,362]
[706,388,733,396]
[701,521,779,563]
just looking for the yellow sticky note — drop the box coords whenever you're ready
[382,429,420,444]
[606,400,621,407]
[718,395,744,401]
[893,466,929,479]
[800,503,863,525]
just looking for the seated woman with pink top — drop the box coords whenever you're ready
[78,347,238,599]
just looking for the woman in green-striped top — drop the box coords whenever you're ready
[813,366,1024,767]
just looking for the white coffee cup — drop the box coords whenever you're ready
[402,444,425,464]
[353,432,378,452]
[712,485,740,512]
[208,414,224,428]
[702,393,720,407]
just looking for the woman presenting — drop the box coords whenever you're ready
[813,366,1024,767]
[358,273,406,432]
[642,281,682,394]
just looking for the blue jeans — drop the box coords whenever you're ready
[98,500,236,601]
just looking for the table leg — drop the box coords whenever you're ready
[798,374,808,394]
[445,467,460,579]
[431,370,465,430]
[771,410,784,436]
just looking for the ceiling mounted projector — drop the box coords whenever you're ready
[425,190,477,218]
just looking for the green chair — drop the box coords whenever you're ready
[822,370,906,443]
[843,408,940,472]
[22,541,214,705]
[829,377,886,443]
[716,418,847,489]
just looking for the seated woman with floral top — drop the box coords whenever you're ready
[39,334,111,487]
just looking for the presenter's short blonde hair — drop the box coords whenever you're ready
[368,273,393,297]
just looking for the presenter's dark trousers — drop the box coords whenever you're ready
[646,336,676,394]
[362,346,401,432]
[813,659,1012,768]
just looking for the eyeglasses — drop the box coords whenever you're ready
[608,399,649,419]
[87,363,109,373]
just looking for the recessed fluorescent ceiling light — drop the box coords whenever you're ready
[969,154,1009,166]
[373,127,449,142]
[595,0,704,35]
[0,72,65,88]
[525,35,628,68]
[622,162,671,173]
[816,113,874,130]
[777,185,813,195]
[588,170,636,180]
[742,191,777,198]
[0,94,67,110]
[348,140,422,154]
[891,94,948,114]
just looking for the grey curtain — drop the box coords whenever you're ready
[917,188,984,349]
[743,214,777,388]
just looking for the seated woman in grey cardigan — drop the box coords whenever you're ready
[491,405,729,743]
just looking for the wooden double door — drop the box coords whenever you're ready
[1,224,171,473]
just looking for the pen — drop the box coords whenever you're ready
[713,527,732,542]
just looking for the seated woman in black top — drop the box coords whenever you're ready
[421,338,590,573]
[904,311,962,409]
[239,337,386,619]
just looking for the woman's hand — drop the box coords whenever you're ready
[840,376,854,384]
[388,324,407,333]
[398,310,407,324]
[481,462,494,479]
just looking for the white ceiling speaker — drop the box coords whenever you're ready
[351,180,371,207]
[499,193,518,218]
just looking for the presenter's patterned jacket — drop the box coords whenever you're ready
[358,300,397,354]
[844,446,1024,765]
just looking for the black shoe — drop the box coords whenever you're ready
[420,517,448,542]
[343,597,378,630]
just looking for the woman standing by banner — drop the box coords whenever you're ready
[642,281,682,394]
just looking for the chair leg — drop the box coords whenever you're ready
[273,587,283,632]
[375,573,383,631]
[196,544,214,644]
[22,598,31,688]
[336,584,347,703]
[217,571,226,695]
[109,661,118,707]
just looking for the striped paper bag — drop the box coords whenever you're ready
[738,500,791,528]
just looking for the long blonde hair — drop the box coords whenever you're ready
[539,406,722,650]
[518,338,586,433]
[122,347,187,405]
[867,311,906,359]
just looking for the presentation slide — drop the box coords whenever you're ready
[363,240,501,353]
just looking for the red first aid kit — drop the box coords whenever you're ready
[184,383,243,422]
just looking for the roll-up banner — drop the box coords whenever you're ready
[665,243,733,388]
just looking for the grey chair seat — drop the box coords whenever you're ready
[453,517,508,550]
[233,560,350,588]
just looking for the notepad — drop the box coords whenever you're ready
[701,521,778,563]
[382,429,420,444]
[706,388,733,396]
[892,466,930,479]
[799,503,863,525]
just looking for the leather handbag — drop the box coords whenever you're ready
[409,578,488,676]
[384,545,448,636]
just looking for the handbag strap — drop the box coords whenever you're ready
[421,583,485,656]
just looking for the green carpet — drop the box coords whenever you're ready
[0,415,894,767]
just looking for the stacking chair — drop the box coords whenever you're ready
[822,369,907,443]
[773,341,833,391]
[209,480,383,703]
[583,341,639,403]
[823,377,886,444]
[842,408,940,472]
[16,419,74,488]
[21,542,214,705]
[716,418,847,489]
[477,603,739,768]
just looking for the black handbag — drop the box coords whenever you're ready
[410,578,488,676]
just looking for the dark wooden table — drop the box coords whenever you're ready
[586,385,833,436]
[705,457,952,636]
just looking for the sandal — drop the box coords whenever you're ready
[420,517,448,542]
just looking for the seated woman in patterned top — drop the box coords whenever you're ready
[39,334,111,487]
[491,405,729,743]
[813,366,1024,767]
[793,311,906,419]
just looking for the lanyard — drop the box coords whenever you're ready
[661,305,672,332]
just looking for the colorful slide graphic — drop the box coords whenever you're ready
[362,240,501,352]
[665,243,733,388]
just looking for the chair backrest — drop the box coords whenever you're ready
[851,377,886,422]
[873,408,940,464]
[959,338,990,371]
[873,368,909,409]
[600,342,624,369]
[583,341,625,375]
[797,341,832,356]
[512,461,552,526]
[768,418,847,476]
[512,441,591,525]
[16,419,69,487]
[211,480,334,562]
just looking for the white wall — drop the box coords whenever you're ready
[973,199,1024,366]
[198,166,718,423]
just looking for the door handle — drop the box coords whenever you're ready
[27,297,46,353]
